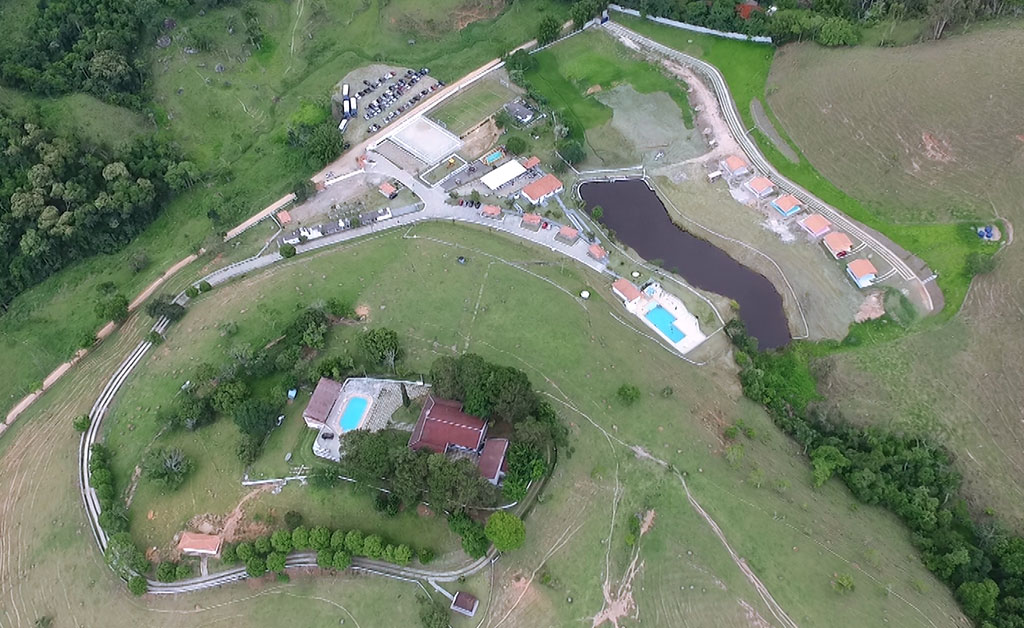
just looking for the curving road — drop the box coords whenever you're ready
[602,20,941,313]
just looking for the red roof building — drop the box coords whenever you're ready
[588,244,608,262]
[612,278,643,304]
[555,225,579,244]
[521,156,541,169]
[722,155,750,177]
[481,204,503,219]
[451,592,479,617]
[408,395,487,454]
[823,232,854,259]
[521,213,542,231]
[177,532,222,556]
[379,182,398,199]
[521,174,564,205]
[799,213,831,237]
[737,2,762,19]
[478,438,509,485]
[276,210,292,225]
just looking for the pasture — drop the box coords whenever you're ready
[72,221,965,625]
[429,73,519,135]
[0,0,569,411]
[524,29,699,168]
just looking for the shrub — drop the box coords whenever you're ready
[198,281,212,293]
[235,542,254,561]
[127,576,147,596]
[556,139,585,165]
[266,552,287,573]
[280,243,296,258]
[156,561,177,582]
[221,543,238,564]
[485,512,526,552]
[145,331,164,345]
[186,286,200,298]
[616,384,641,405]
[175,563,193,580]
[331,529,347,550]
[254,536,272,556]
[344,530,364,555]
[505,135,527,155]
[143,447,194,491]
[271,529,294,554]
[245,556,267,577]
[73,415,91,432]
[392,544,413,566]
[966,251,996,276]
[418,548,435,564]
[317,549,334,568]
[362,534,384,559]
[310,526,331,551]
[418,594,450,628]
[291,526,309,549]
[332,550,351,570]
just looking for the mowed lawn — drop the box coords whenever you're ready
[0,0,569,412]
[96,221,964,625]
[429,73,519,135]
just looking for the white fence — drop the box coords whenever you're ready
[608,4,773,44]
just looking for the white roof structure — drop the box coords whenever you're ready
[480,160,526,191]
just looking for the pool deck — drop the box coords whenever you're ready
[312,377,429,461]
[615,280,707,354]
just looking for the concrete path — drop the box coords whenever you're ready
[603,20,941,313]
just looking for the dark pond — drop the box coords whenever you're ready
[580,179,791,349]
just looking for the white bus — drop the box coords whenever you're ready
[342,99,351,118]
[342,83,349,98]
[338,119,349,133]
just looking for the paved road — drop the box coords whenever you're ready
[603,21,941,313]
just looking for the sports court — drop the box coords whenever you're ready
[388,116,463,167]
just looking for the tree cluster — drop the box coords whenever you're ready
[284,100,346,169]
[339,429,500,513]
[0,0,149,106]
[222,521,418,577]
[502,443,547,502]
[0,110,187,309]
[428,353,567,449]
[727,319,1024,627]
[143,447,195,490]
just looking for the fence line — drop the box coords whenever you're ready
[607,4,773,43]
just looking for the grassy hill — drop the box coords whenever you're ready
[0,0,568,409]
[764,24,1024,531]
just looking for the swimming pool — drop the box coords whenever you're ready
[337,396,370,432]
[645,306,685,343]
[484,151,502,165]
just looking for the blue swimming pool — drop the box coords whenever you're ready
[338,397,369,432]
[484,151,502,164]
[645,306,685,343]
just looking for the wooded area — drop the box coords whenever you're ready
[0,110,188,310]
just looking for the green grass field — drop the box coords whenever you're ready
[429,73,518,135]
[73,221,966,625]
[0,0,569,411]
[613,14,997,315]
[525,29,698,167]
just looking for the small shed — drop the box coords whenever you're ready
[721,155,750,178]
[480,205,503,219]
[379,182,398,199]
[555,225,579,244]
[521,156,541,169]
[451,592,479,617]
[770,194,802,217]
[276,210,293,226]
[745,176,775,199]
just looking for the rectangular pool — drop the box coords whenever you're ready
[337,396,370,432]
[484,151,503,165]
[645,306,685,343]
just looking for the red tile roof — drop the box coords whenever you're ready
[177,532,222,555]
[747,176,774,194]
[800,214,831,235]
[379,182,397,196]
[848,258,877,279]
[612,278,643,302]
[521,156,541,169]
[724,155,748,173]
[478,438,509,482]
[481,204,502,217]
[824,232,853,255]
[772,194,800,212]
[588,244,608,261]
[305,377,343,424]
[522,213,542,225]
[737,2,762,19]
[408,395,486,453]
[557,225,579,240]
[276,210,292,225]
[521,174,563,202]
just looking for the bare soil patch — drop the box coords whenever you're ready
[920,132,954,163]
[592,552,644,627]
[585,84,603,95]
[854,291,885,323]
[460,117,501,159]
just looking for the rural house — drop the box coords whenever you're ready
[771,194,802,217]
[612,278,644,308]
[721,155,750,179]
[745,176,775,199]
[588,244,609,263]
[846,258,878,289]
[799,214,831,237]
[520,213,542,231]
[177,532,222,557]
[823,232,854,259]
[521,174,564,205]
[555,225,579,244]
[408,396,509,482]
[303,377,344,428]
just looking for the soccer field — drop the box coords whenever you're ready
[429,75,518,135]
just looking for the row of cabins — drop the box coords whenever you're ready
[478,206,609,263]
[720,155,878,289]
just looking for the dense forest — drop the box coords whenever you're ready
[727,320,1024,627]
[0,110,191,309]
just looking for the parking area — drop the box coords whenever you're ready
[332,65,444,138]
